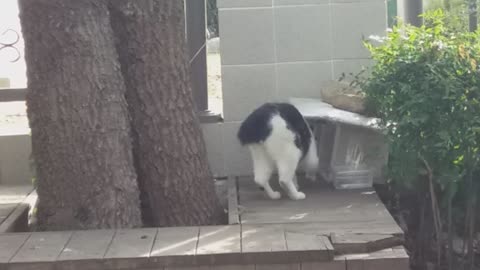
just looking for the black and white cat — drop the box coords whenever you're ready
[237,102,319,200]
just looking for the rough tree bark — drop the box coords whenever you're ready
[108,0,223,226]
[19,0,142,230]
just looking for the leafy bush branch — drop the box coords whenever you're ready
[355,9,480,269]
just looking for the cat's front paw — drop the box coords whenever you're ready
[290,192,306,200]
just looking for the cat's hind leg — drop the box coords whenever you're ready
[274,144,306,200]
[248,144,281,200]
[293,174,299,190]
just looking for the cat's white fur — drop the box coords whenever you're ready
[247,115,319,200]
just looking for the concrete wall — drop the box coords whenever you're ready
[202,0,388,177]
[0,134,32,185]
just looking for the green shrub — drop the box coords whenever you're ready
[358,10,480,194]
[425,0,471,32]
[352,10,480,267]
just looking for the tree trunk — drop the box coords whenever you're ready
[108,0,223,226]
[19,0,142,230]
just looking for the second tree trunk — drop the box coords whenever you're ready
[109,0,223,226]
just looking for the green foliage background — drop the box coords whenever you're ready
[354,10,480,267]
[361,9,480,188]
[360,9,480,192]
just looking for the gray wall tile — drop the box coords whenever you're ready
[222,64,276,121]
[332,58,373,81]
[0,134,32,185]
[219,8,275,65]
[274,5,332,62]
[332,2,387,59]
[201,123,226,177]
[276,61,332,99]
[222,122,253,176]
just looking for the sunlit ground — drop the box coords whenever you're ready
[207,52,223,116]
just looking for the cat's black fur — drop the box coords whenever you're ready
[237,102,312,158]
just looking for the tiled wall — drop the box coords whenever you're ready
[205,0,388,177]
[0,134,32,185]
